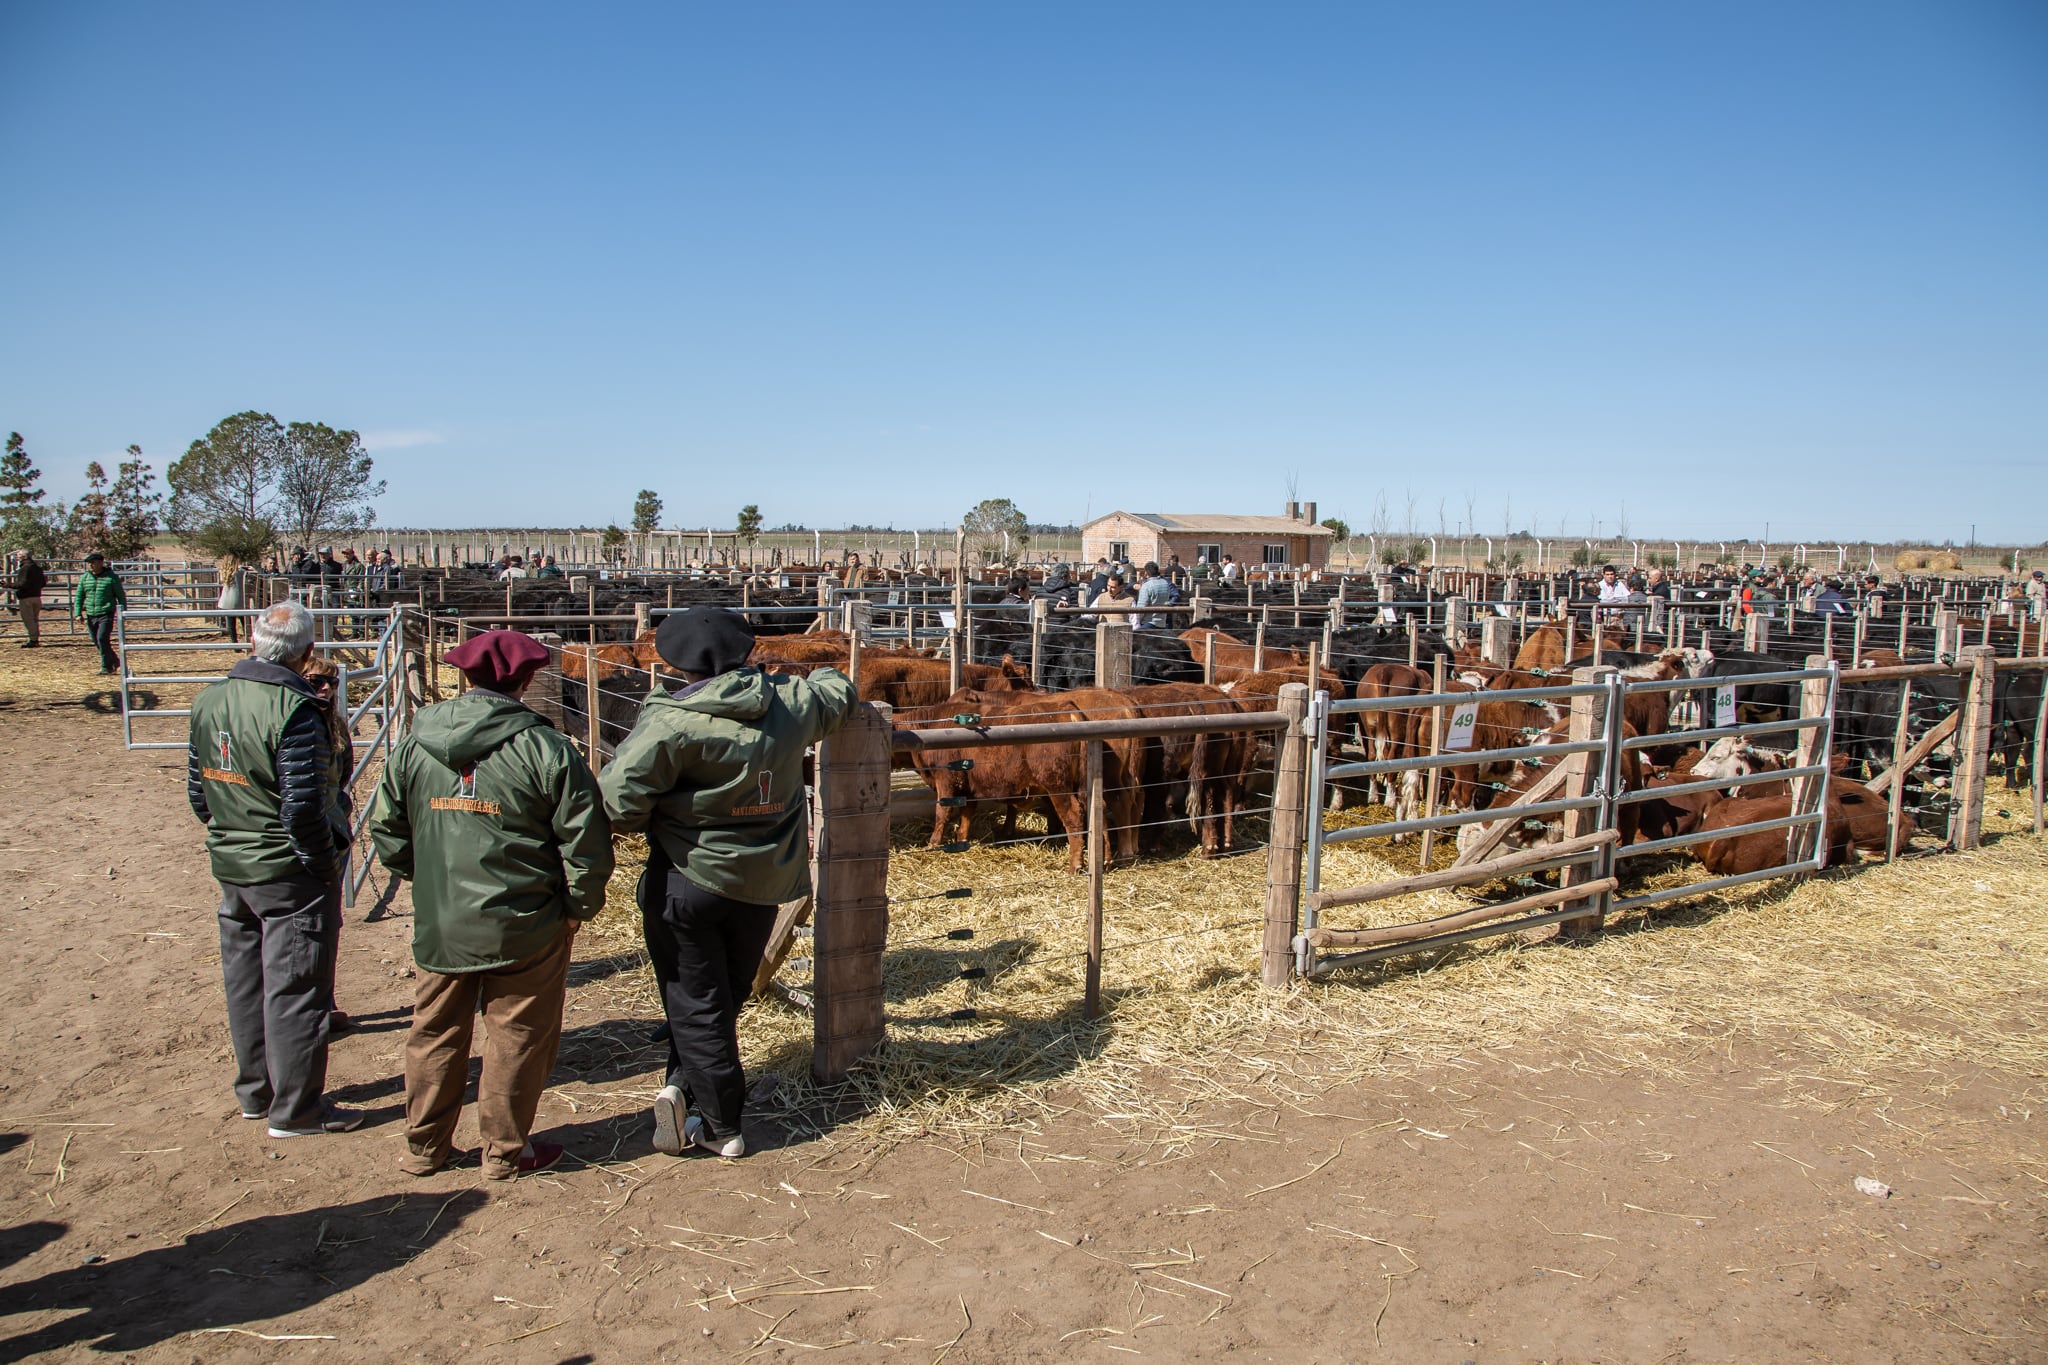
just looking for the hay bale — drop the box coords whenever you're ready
[1894,548,1963,574]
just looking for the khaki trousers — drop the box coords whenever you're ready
[17,597,39,644]
[404,928,573,1174]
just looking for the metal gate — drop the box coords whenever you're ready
[115,607,409,907]
[1296,662,1838,977]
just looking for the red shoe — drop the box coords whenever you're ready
[519,1141,564,1174]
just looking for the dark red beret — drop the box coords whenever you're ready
[445,629,551,691]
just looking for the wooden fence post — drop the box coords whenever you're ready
[1029,596,1049,686]
[1788,655,1831,865]
[1744,613,1770,654]
[1085,739,1106,1018]
[1253,621,1267,673]
[1444,595,1467,646]
[1950,646,1997,850]
[1480,616,1513,667]
[1262,683,1311,986]
[812,702,893,1083]
[1935,608,1962,660]
[1095,619,1133,691]
[842,597,873,645]
[528,633,566,730]
[633,600,650,638]
[1886,679,1913,862]
[1557,666,1611,937]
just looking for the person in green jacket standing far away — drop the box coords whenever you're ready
[187,600,362,1138]
[371,630,614,1179]
[602,607,856,1158]
[74,550,127,674]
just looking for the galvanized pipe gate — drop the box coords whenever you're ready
[1295,661,1839,978]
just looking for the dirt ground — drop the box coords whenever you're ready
[1,632,2044,1363]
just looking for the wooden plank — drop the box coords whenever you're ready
[1305,877,1619,949]
[1262,684,1311,987]
[811,702,894,1083]
[1311,828,1618,912]
[1862,708,1960,794]
[750,896,813,999]
[1450,758,1571,869]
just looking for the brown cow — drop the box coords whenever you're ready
[1121,683,1257,857]
[902,687,1143,872]
[1692,782,1907,874]
[1178,626,1313,685]
[1513,621,1628,673]
[858,654,1032,710]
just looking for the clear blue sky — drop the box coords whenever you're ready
[2,2,2043,543]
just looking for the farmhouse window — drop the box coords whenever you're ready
[1196,543,1221,564]
[1262,544,1289,565]
[1108,541,1129,563]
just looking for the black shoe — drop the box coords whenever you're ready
[648,1021,672,1045]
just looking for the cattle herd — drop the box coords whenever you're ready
[378,562,2042,904]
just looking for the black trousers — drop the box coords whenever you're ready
[86,612,117,672]
[640,869,777,1140]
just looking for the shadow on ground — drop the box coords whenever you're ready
[0,1191,489,1362]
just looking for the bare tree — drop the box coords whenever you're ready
[1369,490,1390,538]
[1402,489,1417,538]
[1500,494,1512,538]
[1437,497,1448,538]
[1464,489,1479,540]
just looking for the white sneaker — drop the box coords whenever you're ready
[684,1115,745,1158]
[652,1085,685,1157]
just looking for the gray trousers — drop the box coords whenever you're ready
[217,874,340,1128]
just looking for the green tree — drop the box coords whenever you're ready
[1319,516,1350,540]
[106,446,164,560]
[735,504,762,546]
[167,411,286,556]
[632,489,663,533]
[278,422,383,544]
[66,462,112,555]
[961,497,1029,569]
[601,523,627,561]
[1,433,67,556]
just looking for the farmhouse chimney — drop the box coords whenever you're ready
[1303,501,1317,525]
[1285,500,1300,520]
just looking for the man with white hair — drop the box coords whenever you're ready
[187,600,362,1138]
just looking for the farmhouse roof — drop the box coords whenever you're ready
[1086,512,1335,537]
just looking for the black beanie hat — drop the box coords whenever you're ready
[654,606,756,677]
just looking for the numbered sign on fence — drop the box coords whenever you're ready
[938,609,957,629]
[1379,606,1399,624]
[1444,702,1481,751]
[1714,684,1736,728]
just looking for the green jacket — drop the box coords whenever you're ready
[188,660,338,885]
[73,567,126,618]
[601,666,857,906]
[371,689,615,973]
